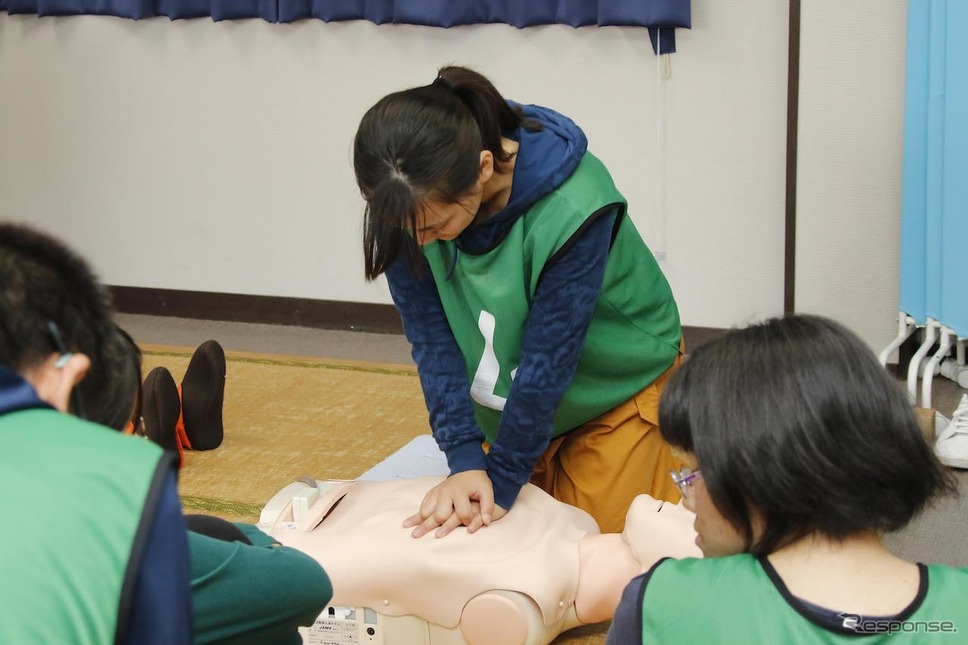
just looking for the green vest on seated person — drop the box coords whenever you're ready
[640,554,968,643]
[0,408,168,644]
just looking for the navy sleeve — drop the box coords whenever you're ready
[607,558,670,644]
[607,572,647,644]
[386,256,488,474]
[122,470,193,645]
[485,210,616,509]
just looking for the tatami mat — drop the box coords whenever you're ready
[142,344,429,519]
[141,342,610,643]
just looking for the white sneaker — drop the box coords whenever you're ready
[935,394,968,469]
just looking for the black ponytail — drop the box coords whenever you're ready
[353,65,541,280]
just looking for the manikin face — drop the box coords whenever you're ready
[680,454,747,558]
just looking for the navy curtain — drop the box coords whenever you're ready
[0,0,691,53]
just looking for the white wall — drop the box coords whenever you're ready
[0,1,908,351]
[796,0,908,353]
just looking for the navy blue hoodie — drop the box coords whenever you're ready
[386,104,618,510]
[456,102,588,254]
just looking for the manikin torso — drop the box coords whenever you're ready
[267,476,699,645]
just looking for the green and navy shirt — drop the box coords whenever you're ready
[0,406,181,644]
[386,103,680,509]
[609,555,968,643]
[424,152,680,441]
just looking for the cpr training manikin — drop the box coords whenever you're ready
[262,475,700,645]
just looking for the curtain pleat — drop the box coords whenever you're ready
[2,0,690,33]
[1,0,277,20]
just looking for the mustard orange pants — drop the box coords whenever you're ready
[530,350,686,533]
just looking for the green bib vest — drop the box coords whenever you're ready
[0,409,168,644]
[424,152,681,443]
[641,555,968,643]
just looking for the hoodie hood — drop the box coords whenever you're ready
[456,103,588,255]
[0,365,53,416]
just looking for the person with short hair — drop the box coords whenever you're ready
[353,65,685,537]
[2,222,333,645]
[0,222,193,644]
[608,314,966,643]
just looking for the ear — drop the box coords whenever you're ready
[27,353,91,413]
[478,150,495,183]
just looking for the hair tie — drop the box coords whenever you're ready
[432,75,453,91]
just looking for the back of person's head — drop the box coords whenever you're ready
[659,314,955,556]
[353,65,541,280]
[115,325,144,432]
[0,223,139,430]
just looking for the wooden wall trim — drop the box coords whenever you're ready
[784,0,801,315]
[109,285,727,349]
[109,286,404,334]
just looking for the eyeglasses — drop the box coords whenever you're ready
[670,467,702,497]
[47,321,86,420]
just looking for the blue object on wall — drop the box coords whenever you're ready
[900,0,968,337]
[0,1,691,54]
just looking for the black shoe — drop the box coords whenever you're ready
[181,340,226,451]
[143,366,182,467]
